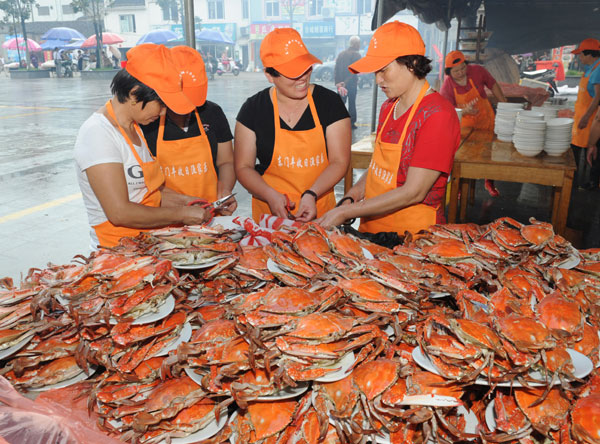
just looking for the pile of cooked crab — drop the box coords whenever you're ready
[0,216,599,444]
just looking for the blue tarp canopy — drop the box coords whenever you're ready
[40,39,69,50]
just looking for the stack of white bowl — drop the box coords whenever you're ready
[532,105,559,121]
[494,103,525,142]
[544,118,574,156]
[512,110,546,157]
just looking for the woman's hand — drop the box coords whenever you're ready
[587,144,597,167]
[579,113,591,130]
[315,206,350,229]
[267,190,295,219]
[216,192,237,216]
[181,205,213,226]
[294,194,318,222]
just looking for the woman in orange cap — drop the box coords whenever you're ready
[74,44,212,249]
[140,46,237,214]
[440,50,506,197]
[571,38,600,190]
[234,27,351,223]
[316,21,460,237]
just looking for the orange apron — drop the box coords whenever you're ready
[572,59,600,148]
[252,86,336,222]
[454,78,495,130]
[92,100,164,247]
[359,82,437,236]
[156,110,218,200]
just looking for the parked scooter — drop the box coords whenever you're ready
[61,59,74,78]
[521,66,559,96]
[217,58,240,76]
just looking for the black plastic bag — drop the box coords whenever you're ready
[339,225,403,249]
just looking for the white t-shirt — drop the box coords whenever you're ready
[74,112,155,247]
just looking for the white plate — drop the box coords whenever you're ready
[557,249,581,269]
[266,258,285,274]
[485,400,497,431]
[429,291,451,299]
[159,410,229,444]
[314,352,356,383]
[0,331,34,360]
[174,257,225,270]
[210,216,245,231]
[256,382,309,400]
[109,294,175,326]
[29,364,98,392]
[384,325,395,337]
[362,247,374,260]
[184,366,205,386]
[412,347,593,387]
[156,322,192,356]
[547,118,574,127]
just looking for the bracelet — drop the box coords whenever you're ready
[336,196,355,207]
[301,189,318,200]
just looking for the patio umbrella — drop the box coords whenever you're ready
[40,39,69,50]
[136,29,179,45]
[64,39,85,49]
[81,32,124,48]
[2,37,42,51]
[195,29,233,44]
[41,27,85,41]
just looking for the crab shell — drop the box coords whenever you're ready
[494,314,555,352]
[352,358,401,400]
[514,387,571,436]
[536,293,584,340]
[571,394,600,444]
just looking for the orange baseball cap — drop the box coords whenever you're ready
[170,46,207,108]
[260,28,321,78]
[445,50,465,68]
[349,21,425,74]
[571,38,600,54]
[125,43,195,115]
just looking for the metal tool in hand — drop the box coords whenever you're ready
[212,193,236,210]
[284,194,295,220]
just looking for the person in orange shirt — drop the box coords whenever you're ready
[316,22,460,237]
[234,28,351,223]
[140,46,236,214]
[440,50,506,197]
[74,44,212,249]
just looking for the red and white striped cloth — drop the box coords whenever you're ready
[233,215,302,246]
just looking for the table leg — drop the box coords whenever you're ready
[468,179,476,205]
[460,180,469,222]
[344,165,353,194]
[554,169,574,236]
[448,174,460,223]
[551,187,560,225]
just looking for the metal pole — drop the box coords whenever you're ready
[370,0,385,133]
[441,0,452,82]
[183,0,196,49]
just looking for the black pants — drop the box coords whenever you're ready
[572,140,600,187]
[341,83,357,125]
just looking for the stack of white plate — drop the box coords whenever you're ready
[494,103,524,142]
[532,105,559,121]
[544,118,574,156]
[512,110,546,157]
[455,108,463,122]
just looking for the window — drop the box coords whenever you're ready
[357,0,371,14]
[265,0,279,17]
[242,0,249,19]
[119,14,136,33]
[208,0,224,19]
[37,5,50,15]
[62,5,74,14]
[308,0,323,16]
[162,2,178,21]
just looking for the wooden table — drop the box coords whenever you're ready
[344,133,375,193]
[447,130,576,235]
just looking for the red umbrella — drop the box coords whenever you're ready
[2,37,42,52]
[81,32,124,48]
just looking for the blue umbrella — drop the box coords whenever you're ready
[41,27,85,41]
[40,39,69,50]
[195,29,233,44]
[136,29,179,45]
[64,39,85,49]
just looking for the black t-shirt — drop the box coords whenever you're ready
[140,101,233,171]
[236,84,349,175]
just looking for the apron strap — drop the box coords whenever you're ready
[271,86,317,130]
[105,100,151,165]
[396,81,430,148]
[158,109,205,142]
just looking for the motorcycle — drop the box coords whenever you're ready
[60,59,75,78]
[520,66,559,97]
[217,58,240,76]
[205,59,216,80]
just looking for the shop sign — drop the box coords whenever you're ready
[303,20,335,38]
[335,16,359,36]
[250,22,292,39]
[359,15,374,35]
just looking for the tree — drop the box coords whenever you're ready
[281,0,303,27]
[0,0,37,68]
[71,0,106,68]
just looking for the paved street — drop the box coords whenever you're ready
[0,71,385,282]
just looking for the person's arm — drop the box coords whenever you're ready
[234,122,293,218]
[215,140,237,215]
[295,118,352,222]
[491,82,507,103]
[580,84,600,130]
[85,163,211,228]
[587,112,600,166]
[439,78,457,107]
[315,166,440,228]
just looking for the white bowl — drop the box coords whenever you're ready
[547,118,574,127]
[515,147,543,157]
[517,110,545,119]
